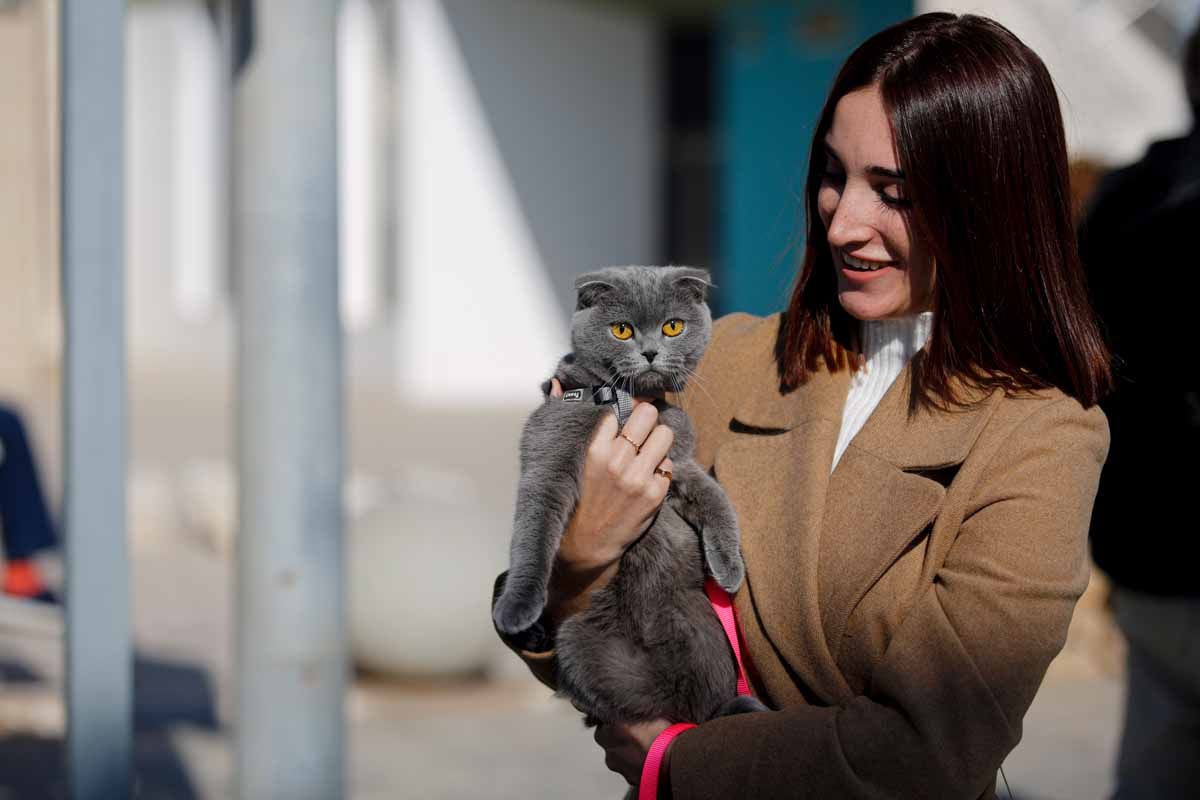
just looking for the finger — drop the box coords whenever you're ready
[608,436,639,478]
[618,403,659,450]
[604,751,636,784]
[652,456,675,485]
[550,378,564,398]
[610,405,657,475]
[594,724,612,748]
[632,425,674,477]
[590,409,619,447]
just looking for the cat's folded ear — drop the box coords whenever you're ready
[670,266,714,304]
[574,271,618,310]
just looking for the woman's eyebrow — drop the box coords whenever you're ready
[823,142,905,180]
[867,165,906,181]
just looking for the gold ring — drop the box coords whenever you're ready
[618,433,642,453]
[654,467,673,481]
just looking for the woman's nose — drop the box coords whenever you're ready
[825,189,875,249]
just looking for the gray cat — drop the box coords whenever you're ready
[493,265,766,726]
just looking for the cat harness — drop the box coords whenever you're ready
[560,385,637,428]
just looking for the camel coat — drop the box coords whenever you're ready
[499,312,1109,799]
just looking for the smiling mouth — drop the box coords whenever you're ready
[841,252,896,272]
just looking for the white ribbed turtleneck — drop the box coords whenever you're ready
[831,311,933,472]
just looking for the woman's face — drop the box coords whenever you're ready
[817,84,934,321]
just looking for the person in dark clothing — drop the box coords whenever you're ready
[0,403,57,601]
[1078,20,1200,800]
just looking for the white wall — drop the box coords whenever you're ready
[395,0,660,406]
[127,0,232,369]
[125,0,661,407]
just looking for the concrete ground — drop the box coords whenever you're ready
[1,522,1126,800]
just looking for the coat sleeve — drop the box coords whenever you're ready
[666,397,1109,799]
[490,313,760,690]
[491,571,559,690]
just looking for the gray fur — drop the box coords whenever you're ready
[493,265,766,724]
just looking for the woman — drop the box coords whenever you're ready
[496,13,1111,798]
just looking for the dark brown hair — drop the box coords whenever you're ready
[779,12,1112,410]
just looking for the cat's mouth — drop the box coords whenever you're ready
[631,368,671,394]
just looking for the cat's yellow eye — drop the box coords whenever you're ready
[610,322,634,341]
[662,319,685,337]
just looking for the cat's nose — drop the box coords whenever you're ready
[643,351,657,363]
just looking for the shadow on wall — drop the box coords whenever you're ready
[440,0,661,315]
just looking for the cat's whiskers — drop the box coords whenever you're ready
[599,370,626,401]
[668,372,687,410]
[677,363,718,409]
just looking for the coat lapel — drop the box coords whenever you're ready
[818,443,945,659]
[819,372,1002,652]
[712,347,1002,704]
[713,360,853,702]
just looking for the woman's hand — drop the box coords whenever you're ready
[595,718,674,788]
[550,379,675,570]
[544,378,674,626]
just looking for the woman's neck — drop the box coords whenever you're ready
[858,311,933,367]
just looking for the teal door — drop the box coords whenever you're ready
[715,1,912,317]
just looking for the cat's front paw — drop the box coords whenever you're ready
[492,588,548,636]
[705,543,745,594]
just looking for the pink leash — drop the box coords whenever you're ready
[637,578,751,800]
[703,577,752,698]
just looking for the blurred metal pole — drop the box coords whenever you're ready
[60,1,131,798]
[233,1,345,798]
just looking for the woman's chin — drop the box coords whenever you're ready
[837,291,902,322]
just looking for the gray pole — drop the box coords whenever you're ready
[233,2,345,798]
[60,1,131,798]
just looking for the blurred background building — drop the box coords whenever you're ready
[1,0,1197,797]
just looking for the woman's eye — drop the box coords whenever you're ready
[661,319,685,337]
[610,323,634,340]
[877,188,910,209]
